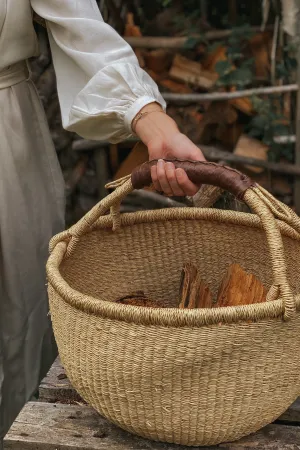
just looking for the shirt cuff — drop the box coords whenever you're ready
[124,95,166,135]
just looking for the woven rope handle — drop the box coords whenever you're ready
[50,160,300,320]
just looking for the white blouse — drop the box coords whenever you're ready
[0,0,166,143]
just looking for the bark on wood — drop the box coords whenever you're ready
[169,54,218,90]
[216,264,267,307]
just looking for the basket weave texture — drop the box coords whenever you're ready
[47,174,300,447]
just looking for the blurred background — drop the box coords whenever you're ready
[31,0,300,224]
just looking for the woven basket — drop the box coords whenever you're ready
[47,159,300,447]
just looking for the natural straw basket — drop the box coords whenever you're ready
[47,158,300,447]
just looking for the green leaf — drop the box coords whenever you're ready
[228,67,253,88]
[215,59,232,76]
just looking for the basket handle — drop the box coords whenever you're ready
[51,159,300,320]
[131,159,254,200]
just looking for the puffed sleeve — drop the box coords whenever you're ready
[31,0,166,143]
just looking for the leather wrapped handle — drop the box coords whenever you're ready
[131,159,255,200]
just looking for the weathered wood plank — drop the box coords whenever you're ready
[5,402,300,450]
[39,358,82,404]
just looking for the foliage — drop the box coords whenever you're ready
[152,0,296,161]
[247,96,294,162]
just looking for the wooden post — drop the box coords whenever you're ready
[294,2,300,213]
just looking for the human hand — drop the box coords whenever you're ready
[133,103,205,196]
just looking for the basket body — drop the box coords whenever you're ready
[48,210,300,446]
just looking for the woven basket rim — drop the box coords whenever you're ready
[47,208,300,327]
[91,207,300,241]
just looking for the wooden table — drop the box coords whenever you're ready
[4,358,300,449]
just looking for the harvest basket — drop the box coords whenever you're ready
[47,159,300,447]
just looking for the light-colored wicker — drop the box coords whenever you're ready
[47,173,300,447]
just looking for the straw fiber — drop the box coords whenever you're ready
[47,175,300,446]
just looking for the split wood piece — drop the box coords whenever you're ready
[113,141,149,180]
[234,135,269,174]
[145,68,165,83]
[124,13,145,68]
[115,292,161,308]
[228,87,253,115]
[144,49,172,74]
[201,45,253,116]
[202,45,228,71]
[191,185,224,208]
[196,101,238,144]
[159,78,193,94]
[179,263,213,309]
[216,264,267,308]
[249,32,272,79]
[169,54,218,90]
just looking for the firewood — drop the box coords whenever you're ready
[234,135,269,174]
[216,264,267,307]
[144,49,172,74]
[169,54,218,90]
[124,13,145,68]
[249,32,272,79]
[113,142,149,180]
[179,264,198,309]
[115,292,161,308]
[194,273,213,309]
[124,13,142,37]
[179,263,213,309]
[197,101,238,144]
[217,122,244,149]
[145,69,165,83]
[202,46,228,71]
[159,78,193,94]
[191,185,223,208]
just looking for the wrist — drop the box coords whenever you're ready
[133,104,179,147]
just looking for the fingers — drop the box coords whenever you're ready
[150,165,162,192]
[175,168,199,196]
[156,160,173,195]
[165,162,185,196]
[151,160,198,196]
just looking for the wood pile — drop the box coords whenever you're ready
[29,4,295,227]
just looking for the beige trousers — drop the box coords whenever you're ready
[0,62,65,437]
